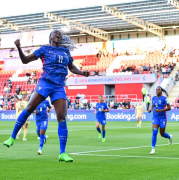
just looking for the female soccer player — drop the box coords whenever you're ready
[135,101,143,127]
[35,99,51,155]
[94,95,109,142]
[148,86,172,155]
[4,30,89,162]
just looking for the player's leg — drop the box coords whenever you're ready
[159,120,172,145]
[53,99,73,162]
[4,92,45,147]
[139,117,142,127]
[150,124,159,155]
[102,124,106,142]
[23,119,29,141]
[136,117,139,127]
[96,121,102,139]
[36,121,41,140]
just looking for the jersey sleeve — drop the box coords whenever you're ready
[66,49,74,65]
[164,97,169,105]
[33,46,46,59]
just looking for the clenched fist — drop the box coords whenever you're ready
[14,39,21,48]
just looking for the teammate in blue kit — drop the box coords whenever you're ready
[35,99,51,155]
[94,95,109,142]
[148,86,172,155]
[4,30,89,162]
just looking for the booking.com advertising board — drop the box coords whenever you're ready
[1,109,179,122]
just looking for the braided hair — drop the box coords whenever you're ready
[49,30,76,51]
[157,86,168,97]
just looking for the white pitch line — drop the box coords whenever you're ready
[71,153,179,160]
[70,143,179,154]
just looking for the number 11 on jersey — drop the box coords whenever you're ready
[59,55,63,63]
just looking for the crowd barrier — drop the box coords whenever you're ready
[1,109,179,122]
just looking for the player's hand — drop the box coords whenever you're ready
[14,39,21,48]
[36,110,39,113]
[82,70,90,77]
[101,108,104,112]
[155,109,161,113]
[148,110,152,113]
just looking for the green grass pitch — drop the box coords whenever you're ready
[0,121,179,180]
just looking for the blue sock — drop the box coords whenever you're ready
[39,134,45,150]
[96,128,101,133]
[163,132,171,139]
[58,121,68,155]
[152,128,158,149]
[37,130,40,138]
[102,130,106,138]
[11,109,31,139]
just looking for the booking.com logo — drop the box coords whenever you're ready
[51,113,86,121]
[106,113,146,121]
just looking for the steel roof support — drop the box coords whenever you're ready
[102,5,164,37]
[0,19,35,32]
[44,12,110,41]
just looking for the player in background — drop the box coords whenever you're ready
[34,99,51,155]
[14,96,20,121]
[135,101,143,127]
[94,95,109,142]
[148,86,172,155]
[4,30,89,162]
[16,95,29,141]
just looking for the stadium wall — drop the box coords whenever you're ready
[115,84,143,99]
[66,85,104,97]
[1,110,179,122]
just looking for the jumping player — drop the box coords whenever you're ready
[16,95,29,141]
[94,95,109,142]
[135,101,143,127]
[148,86,172,155]
[4,30,89,162]
[35,99,51,155]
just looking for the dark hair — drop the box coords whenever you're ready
[14,95,19,100]
[157,86,168,97]
[99,95,103,98]
[49,30,62,44]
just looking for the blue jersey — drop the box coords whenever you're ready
[36,100,51,121]
[96,102,108,120]
[152,96,169,119]
[33,45,73,85]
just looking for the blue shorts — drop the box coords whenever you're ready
[152,117,167,128]
[96,118,106,125]
[36,120,48,132]
[35,78,67,104]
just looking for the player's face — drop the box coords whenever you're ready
[156,87,162,96]
[99,96,103,103]
[51,30,62,43]
[24,96,28,101]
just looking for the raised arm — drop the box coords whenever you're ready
[68,63,89,77]
[14,39,37,64]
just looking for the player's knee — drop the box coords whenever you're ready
[102,126,105,131]
[96,125,100,129]
[160,132,165,137]
[153,128,158,136]
[57,114,67,122]
[26,103,36,113]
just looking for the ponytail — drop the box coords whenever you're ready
[157,86,168,97]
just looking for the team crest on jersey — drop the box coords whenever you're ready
[155,103,158,107]
[159,100,161,104]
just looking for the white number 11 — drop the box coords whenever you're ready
[59,55,63,63]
